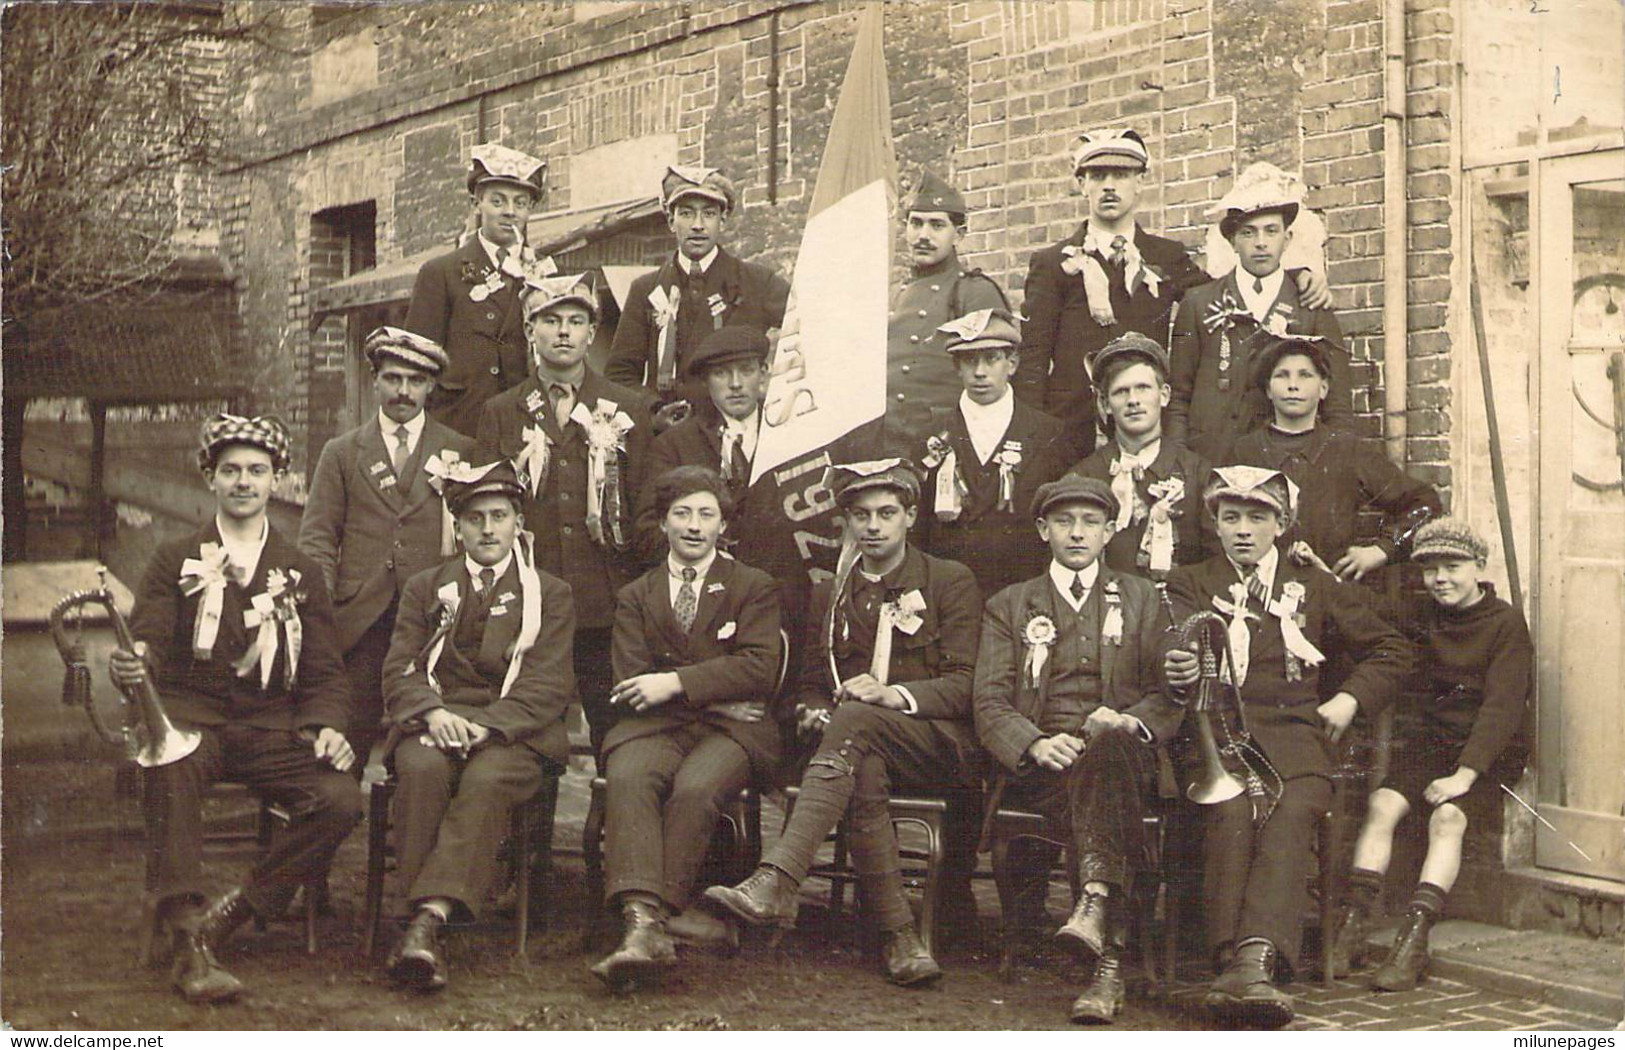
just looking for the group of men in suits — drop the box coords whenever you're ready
[110,124,1444,1027]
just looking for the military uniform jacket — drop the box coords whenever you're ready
[404,238,530,438]
[914,397,1069,597]
[1226,426,1440,567]
[476,370,654,631]
[298,415,477,653]
[1015,222,1209,458]
[130,520,351,734]
[601,555,785,776]
[885,255,1009,448]
[1071,439,1219,577]
[1160,552,1415,780]
[800,547,984,767]
[604,249,790,394]
[1168,271,1348,464]
[382,556,576,765]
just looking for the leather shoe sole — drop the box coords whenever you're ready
[1055,923,1105,963]
[702,885,780,928]
[885,957,943,988]
[174,970,244,1005]
[590,950,675,989]
[1205,989,1294,1029]
[1070,991,1125,1024]
[389,950,448,992]
[667,909,739,954]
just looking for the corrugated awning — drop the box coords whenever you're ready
[309,195,664,330]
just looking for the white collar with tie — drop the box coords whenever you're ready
[478,231,520,273]
[667,549,718,603]
[1238,267,1286,323]
[1049,558,1101,614]
[1228,544,1280,600]
[464,551,514,592]
[378,409,426,456]
[720,408,761,462]
[676,246,719,276]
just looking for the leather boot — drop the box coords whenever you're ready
[1369,908,1433,992]
[196,888,255,954]
[666,906,739,954]
[880,922,942,987]
[387,909,448,992]
[702,865,800,929]
[1055,890,1110,962]
[1206,938,1294,1028]
[590,897,677,988]
[171,926,244,1004]
[1328,902,1371,978]
[1070,947,1126,1024]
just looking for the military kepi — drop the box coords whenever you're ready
[686,325,771,377]
[829,458,922,506]
[364,326,450,376]
[467,143,547,198]
[1031,473,1119,521]
[906,170,967,220]
[1202,465,1300,525]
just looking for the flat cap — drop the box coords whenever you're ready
[1411,516,1490,564]
[197,412,292,473]
[522,273,598,320]
[906,169,967,218]
[661,164,735,213]
[1031,473,1119,521]
[1072,128,1149,172]
[467,143,546,198]
[686,325,771,377]
[1089,331,1169,389]
[937,308,1021,355]
[829,458,922,506]
[364,326,450,376]
[1202,465,1299,526]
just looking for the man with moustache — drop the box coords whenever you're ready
[606,166,790,418]
[885,170,1011,449]
[405,144,549,437]
[477,274,653,753]
[300,327,477,762]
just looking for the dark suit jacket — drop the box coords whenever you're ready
[1168,271,1349,464]
[403,239,530,438]
[914,397,1069,597]
[382,555,576,764]
[601,554,784,776]
[1015,222,1209,458]
[1070,438,1219,576]
[1160,551,1415,780]
[298,415,477,652]
[604,248,790,396]
[476,369,654,630]
[800,546,983,765]
[129,520,351,733]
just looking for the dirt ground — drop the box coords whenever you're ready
[1,799,1223,1032]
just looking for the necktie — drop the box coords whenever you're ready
[1070,573,1087,603]
[1245,567,1269,606]
[549,383,574,429]
[1109,234,1127,267]
[1254,276,1265,295]
[390,424,411,477]
[675,566,699,632]
[496,246,510,274]
[477,567,497,611]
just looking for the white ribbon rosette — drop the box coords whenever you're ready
[570,399,636,548]
[1060,232,1163,327]
[868,588,926,686]
[233,568,305,690]
[1023,614,1057,687]
[179,543,235,660]
[517,424,552,497]
[1268,580,1324,683]
[1141,476,1185,573]
[995,441,1022,512]
[422,581,463,696]
[1101,579,1125,645]
[922,433,966,522]
[1213,582,1260,688]
[1108,457,1144,531]
[648,285,681,392]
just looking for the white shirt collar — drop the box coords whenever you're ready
[1049,558,1101,613]
[377,409,427,453]
[1227,544,1281,596]
[1238,267,1286,322]
[668,549,718,597]
[959,386,1015,465]
[477,231,518,272]
[720,407,761,458]
[215,516,269,584]
[676,246,720,275]
[1082,222,1137,256]
[464,550,515,590]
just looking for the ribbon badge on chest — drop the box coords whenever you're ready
[179,543,235,660]
[1202,292,1252,392]
[995,441,1023,512]
[1101,580,1125,645]
[1023,614,1057,688]
[1141,476,1185,573]
[234,568,304,690]
[869,588,926,685]
[1267,580,1324,682]
[649,286,681,393]
[1212,583,1260,688]
[922,433,968,522]
[571,399,636,548]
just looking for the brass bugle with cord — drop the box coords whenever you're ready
[50,566,201,768]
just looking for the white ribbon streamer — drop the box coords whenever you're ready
[179,544,233,660]
[518,425,552,497]
[934,447,964,521]
[424,580,462,696]
[1269,589,1326,668]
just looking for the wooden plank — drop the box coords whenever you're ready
[1537,804,1625,882]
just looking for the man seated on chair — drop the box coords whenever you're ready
[109,414,361,1004]
[1160,466,1414,1027]
[973,474,1182,1024]
[705,459,983,988]
[379,457,576,992]
[591,464,784,989]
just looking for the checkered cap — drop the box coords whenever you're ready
[1072,128,1149,172]
[1411,516,1490,564]
[661,165,736,213]
[364,326,450,375]
[197,413,292,472]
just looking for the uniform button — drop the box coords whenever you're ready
[559,491,569,501]
[909,335,919,343]
[489,366,500,375]
[917,309,928,317]
[901,364,911,374]
[385,560,394,571]
[930,284,941,292]
[486,312,496,320]
[394,540,403,549]
[895,392,906,401]
[843,738,852,745]
[562,525,573,536]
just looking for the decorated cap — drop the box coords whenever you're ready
[686,325,770,377]
[1411,516,1490,564]
[364,325,450,376]
[438,457,526,514]
[1252,334,1333,393]
[467,143,547,198]
[1072,128,1149,173]
[1215,161,1301,239]
[521,273,598,320]
[937,308,1021,355]
[1089,331,1169,390]
[661,164,736,213]
[197,412,292,473]
[1202,465,1299,526]
[1031,473,1119,521]
[906,169,967,219]
[828,458,922,506]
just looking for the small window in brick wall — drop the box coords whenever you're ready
[308,201,379,466]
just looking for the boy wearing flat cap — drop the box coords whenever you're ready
[110,414,361,1003]
[1071,332,1217,579]
[1328,518,1530,992]
[299,327,477,761]
[405,143,551,438]
[606,165,790,416]
[378,458,576,992]
[1169,168,1348,464]
[1161,466,1414,1027]
[705,460,983,988]
[477,274,653,754]
[914,308,1068,597]
[1228,335,1440,583]
[973,474,1181,1023]
[885,169,1013,448]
